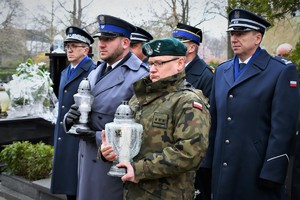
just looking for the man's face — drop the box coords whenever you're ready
[230,30,262,61]
[65,42,89,64]
[97,37,127,64]
[276,45,292,58]
[130,42,146,61]
[148,55,183,82]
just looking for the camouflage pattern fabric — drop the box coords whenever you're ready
[125,71,210,200]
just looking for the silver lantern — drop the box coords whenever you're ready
[105,101,143,177]
[67,77,94,135]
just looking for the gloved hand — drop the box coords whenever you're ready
[65,104,80,129]
[195,167,212,200]
[76,128,96,143]
[258,178,281,190]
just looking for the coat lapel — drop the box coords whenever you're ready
[186,57,205,75]
[233,50,270,87]
[232,63,262,87]
[91,66,125,97]
[64,58,93,87]
[223,60,235,87]
[186,56,206,85]
[223,50,271,89]
[67,60,91,83]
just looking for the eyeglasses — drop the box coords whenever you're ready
[148,57,180,68]
[65,44,88,50]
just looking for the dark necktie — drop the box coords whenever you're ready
[68,67,75,79]
[239,63,246,70]
[105,65,112,73]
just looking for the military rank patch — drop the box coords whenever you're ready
[290,81,297,88]
[193,101,203,110]
[152,112,168,128]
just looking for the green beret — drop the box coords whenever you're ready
[142,37,187,57]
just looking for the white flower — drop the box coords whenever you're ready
[5,59,57,122]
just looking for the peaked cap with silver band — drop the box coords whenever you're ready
[227,8,271,34]
[130,26,153,43]
[64,26,94,45]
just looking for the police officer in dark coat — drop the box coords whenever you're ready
[201,8,299,200]
[172,23,213,98]
[50,26,96,200]
[172,23,213,200]
[130,26,153,64]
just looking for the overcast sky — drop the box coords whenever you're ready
[22,0,228,38]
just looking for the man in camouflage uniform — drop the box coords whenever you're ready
[101,37,210,199]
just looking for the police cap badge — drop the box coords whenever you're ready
[227,8,271,34]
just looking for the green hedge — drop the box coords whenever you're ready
[0,68,16,82]
[0,141,54,180]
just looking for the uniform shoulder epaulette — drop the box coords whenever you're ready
[272,56,293,65]
[218,58,233,67]
[207,65,215,73]
[140,62,150,71]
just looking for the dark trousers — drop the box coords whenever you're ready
[285,120,300,200]
[67,195,76,200]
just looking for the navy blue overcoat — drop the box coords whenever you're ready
[202,49,299,200]
[185,55,213,98]
[50,57,96,195]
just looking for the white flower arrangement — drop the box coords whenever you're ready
[5,59,57,123]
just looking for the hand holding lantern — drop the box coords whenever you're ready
[105,101,143,177]
[67,78,94,135]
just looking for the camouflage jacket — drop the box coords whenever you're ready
[125,71,210,200]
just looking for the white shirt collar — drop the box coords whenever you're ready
[239,56,251,64]
[109,59,122,69]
